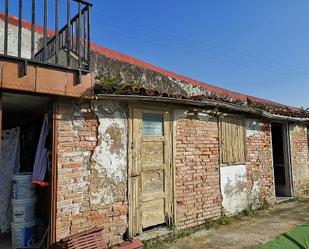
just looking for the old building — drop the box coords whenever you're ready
[0,1,308,248]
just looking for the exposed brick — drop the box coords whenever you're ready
[175,116,222,228]
[290,124,309,197]
[55,101,127,246]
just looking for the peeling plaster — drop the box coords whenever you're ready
[90,100,127,206]
[246,119,262,137]
[249,181,261,209]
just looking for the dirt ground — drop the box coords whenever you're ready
[158,200,309,249]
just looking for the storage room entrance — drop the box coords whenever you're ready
[271,123,292,200]
[0,92,53,249]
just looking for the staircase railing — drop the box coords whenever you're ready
[35,1,92,71]
[0,0,92,72]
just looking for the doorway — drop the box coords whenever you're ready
[129,107,174,236]
[271,123,292,199]
[0,92,53,248]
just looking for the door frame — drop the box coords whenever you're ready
[270,122,293,198]
[128,104,175,236]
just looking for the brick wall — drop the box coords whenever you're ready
[175,115,222,229]
[246,119,275,207]
[290,124,309,197]
[56,100,127,246]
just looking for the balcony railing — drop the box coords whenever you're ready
[0,0,92,72]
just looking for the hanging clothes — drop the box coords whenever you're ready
[0,127,20,233]
[32,114,49,187]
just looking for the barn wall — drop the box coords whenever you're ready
[175,112,222,229]
[220,119,275,215]
[54,101,309,246]
[290,124,309,198]
[55,100,128,246]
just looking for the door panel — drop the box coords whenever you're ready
[131,108,172,233]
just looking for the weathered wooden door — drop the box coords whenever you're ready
[130,108,173,235]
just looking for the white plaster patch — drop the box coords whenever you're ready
[92,100,127,183]
[249,181,261,209]
[90,185,115,206]
[246,119,261,137]
[220,164,248,215]
[71,203,81,215]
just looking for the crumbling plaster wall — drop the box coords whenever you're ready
[56,100,128,246]
[290,123,309,198]
[220,119,275,215]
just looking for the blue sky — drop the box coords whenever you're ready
[5,0,309,107]
[89,0,309,108]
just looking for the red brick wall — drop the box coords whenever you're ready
[290,124,309,197]
[55,101,127,246]
[246,120,275,206]
[175,115,222,229]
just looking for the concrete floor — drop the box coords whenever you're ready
[160,200,309,249]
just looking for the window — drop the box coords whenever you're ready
[220,115,245,164]
[142,113,163,136]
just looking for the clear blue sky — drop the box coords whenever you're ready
[89,0,309,108]
[5,0,309,107]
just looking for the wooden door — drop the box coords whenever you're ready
[131,108,172,234]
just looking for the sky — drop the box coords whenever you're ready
[89,0,309,108]
[4,0,309,108]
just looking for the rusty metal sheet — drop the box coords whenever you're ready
[2,60,36,92]
[36,66,66,96]
[51,227,107,249]
[65,71,94,99]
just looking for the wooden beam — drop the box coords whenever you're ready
[50,100,58,244]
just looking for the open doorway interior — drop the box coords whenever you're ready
[0,93,53,249]
[271,123,292,200]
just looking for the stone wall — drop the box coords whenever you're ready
[290,124,309,197]
[55,100,128,246]
[175,113,222,229]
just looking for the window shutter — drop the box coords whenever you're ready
[221,115,245,164]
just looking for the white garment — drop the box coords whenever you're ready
[0,128,20,233]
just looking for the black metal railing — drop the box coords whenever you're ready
[1,0,92,71]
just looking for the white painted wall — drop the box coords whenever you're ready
[220,164,248,215]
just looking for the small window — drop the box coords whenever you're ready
[142,113,163,136]
[220,115,245,164]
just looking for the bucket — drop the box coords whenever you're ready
[12,172,36,199]
[11,220,36,249]
[11,197,37,223]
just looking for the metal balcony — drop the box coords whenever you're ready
[0,0,92,73]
